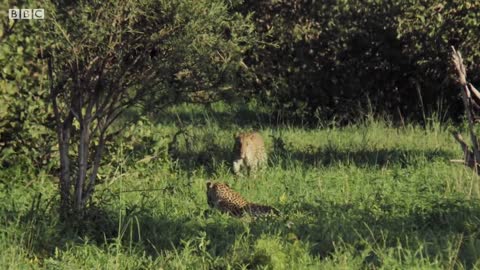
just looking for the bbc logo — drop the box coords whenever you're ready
[9,9,44,20]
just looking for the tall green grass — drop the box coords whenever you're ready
[1,102,480,269]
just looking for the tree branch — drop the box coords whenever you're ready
[451,47,480,174]
[0,20,17,44]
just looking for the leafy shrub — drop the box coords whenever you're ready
[238,0,480,124]
[0,6,55,169]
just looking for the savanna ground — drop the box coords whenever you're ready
[1,102,480,269]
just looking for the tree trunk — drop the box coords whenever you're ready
[75,119,90,211]
[49,58,73,218]
[58,116,73,217]
[82,133,106,206]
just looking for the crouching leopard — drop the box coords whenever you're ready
[232,132,267,176]
[206,181,279,217]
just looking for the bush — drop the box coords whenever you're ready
[238,0,480,124]
[0,5,56,169]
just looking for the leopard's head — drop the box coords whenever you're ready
[206,181,218,207]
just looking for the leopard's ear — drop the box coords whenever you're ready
[206,181,213,189]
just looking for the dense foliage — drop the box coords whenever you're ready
[0,1,54,169]
[1,1,480,169]
[238,0,480,123]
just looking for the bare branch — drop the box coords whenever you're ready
[451,46,467,86]
[451,132,477,171]
[469,83,480,101]
[451,47,480,175]
[468,83,480,112]
[81,133,106,206]
[0,20,17,43]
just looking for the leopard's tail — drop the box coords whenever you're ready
[243,203,280,217]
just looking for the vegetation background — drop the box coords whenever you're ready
[1,0,480,269]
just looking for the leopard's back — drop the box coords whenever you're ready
[206,182,249,216]
[243,203,279,216]
[206,181,279,217]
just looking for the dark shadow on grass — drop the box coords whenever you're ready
[115,130,235,177]
[152,103,274,129]
[16,193,254,264]
[17,192,480,268]
[15,192,307,269]
[169,145,234,177]
[17,204,208,259]
[282,197,480,268]
[274,147,456,168]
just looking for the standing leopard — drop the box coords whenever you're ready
[206,181,279,217]
[232,132,267,176]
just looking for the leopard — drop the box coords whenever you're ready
[232,132,267,176]
[206,181,279,217]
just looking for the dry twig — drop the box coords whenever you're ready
[450,47,480,174]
